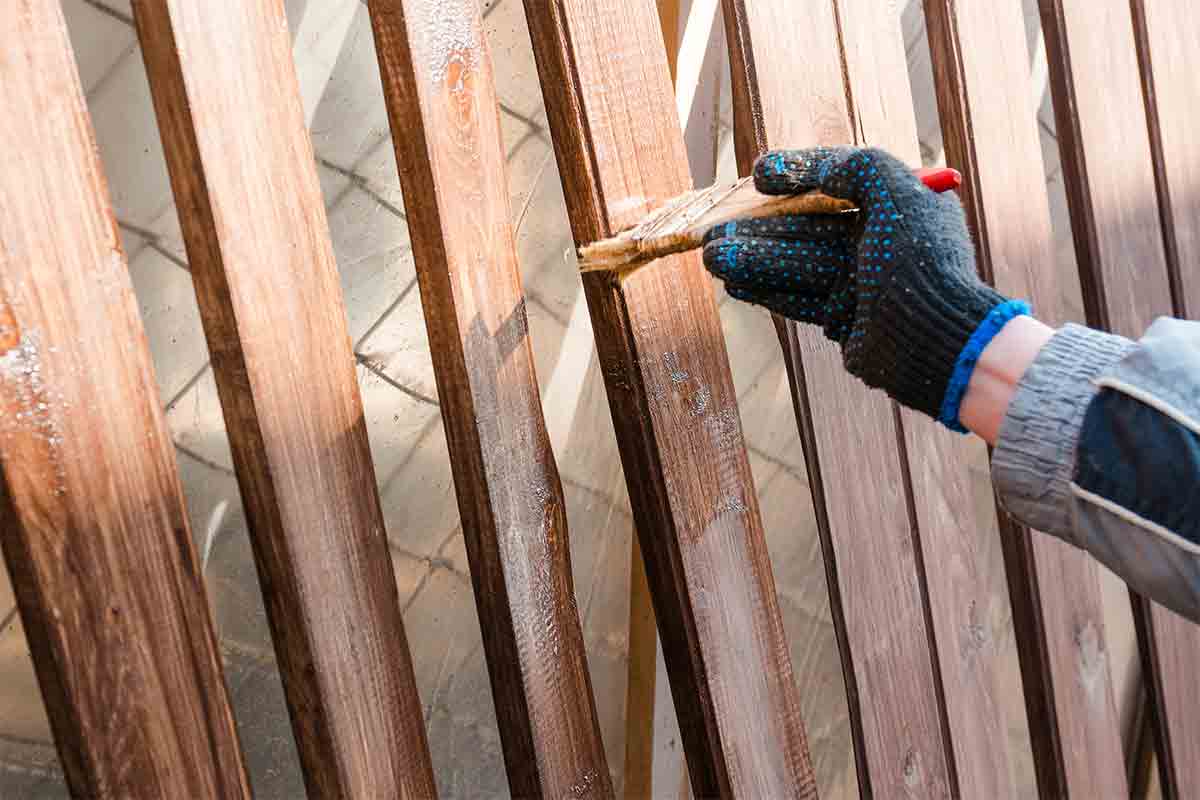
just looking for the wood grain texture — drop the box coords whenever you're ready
[722,0,1010,795]
[1040,1,1200,796]
[130,2,437,796]
[1131,0,1200,318]
[0,3,250,797]
[523,1,816,796]
[366,2,611,796]
[925,1,1132,796]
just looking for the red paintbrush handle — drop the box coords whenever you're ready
[914,166,962,194]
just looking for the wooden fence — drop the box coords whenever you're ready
[0,0,1195,797]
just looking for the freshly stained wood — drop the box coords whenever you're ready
[366,2,611,796]
[523,0,816,795]
[1040,1,1200,795]
[925,1,1131,795]
[722,0,994,795]
[0,3,249,797]
[131,2,436,796]
[1131,0,1200,317]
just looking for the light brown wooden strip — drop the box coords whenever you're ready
[130,2,437,796]
[622,541,657,800]
[1131,0,1200,317]
[722,0,989,795]
[365,2,612,796]
[657,0,681,81]
[0,3,250,796]
[924,1,1133,795]
[523,0,816,795]
[1040,1,1200,796]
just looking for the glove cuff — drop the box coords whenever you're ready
[937,299,1031,430]
[847,265,1017,427]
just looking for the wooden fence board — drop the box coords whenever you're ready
[522,0,816,795]
[366,2,611,796]
[1040,1,1200,796]
[131,2,437,796]
[1131,0,1200,318]
[722,0,1021,795]
[924,2,1132,796]
[0,3,249,796]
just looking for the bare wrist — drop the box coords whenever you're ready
[959,315,1055,445]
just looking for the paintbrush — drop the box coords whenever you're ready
[578,166,961,274]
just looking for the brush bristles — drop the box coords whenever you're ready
[576,178,855,274]
[578,237,639,264]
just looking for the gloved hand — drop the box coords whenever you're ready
[703,146,1028,431]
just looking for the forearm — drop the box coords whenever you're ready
[985,317,1200,623]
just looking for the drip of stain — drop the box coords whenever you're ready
[663,351,689,384]
[714,495,747,515]
[689,385,711,416]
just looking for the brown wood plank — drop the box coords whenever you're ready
[924,1,1133,795]
[130,2,437,796]
[365,2,611,797]
[1040,1,1200,796]
[1131,0,1200,317]
[722,1,1017,795]
[0,3,250,797]
[522,1,816,796]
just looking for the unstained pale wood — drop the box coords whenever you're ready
[924,1,1131,795]
[523,0,816,795]
[1040,1,1200,796]
[366,1,611,796]
[0,3,250,797]
[131,1,437,796]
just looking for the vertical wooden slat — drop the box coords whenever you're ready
[923,1,1133,795]
[130,2,437,796]
[0,3,250,797]
[622,543,657,800]
[1130,0,1200,317]
[1040,1,1200,796]
[522,1,817,796]
[365,2,612,797]
[722,1,986,795]
[656,0,682,80]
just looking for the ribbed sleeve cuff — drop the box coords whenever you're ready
[992,323,1137,543]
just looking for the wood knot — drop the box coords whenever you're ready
[0,305,19,352]
[901,748,923,787]
[445,50,478,135]
[1075,620,1108,699]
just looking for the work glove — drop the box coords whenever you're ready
[703,146,1028,431]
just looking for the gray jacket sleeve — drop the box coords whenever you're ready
[992,317,1200,623]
